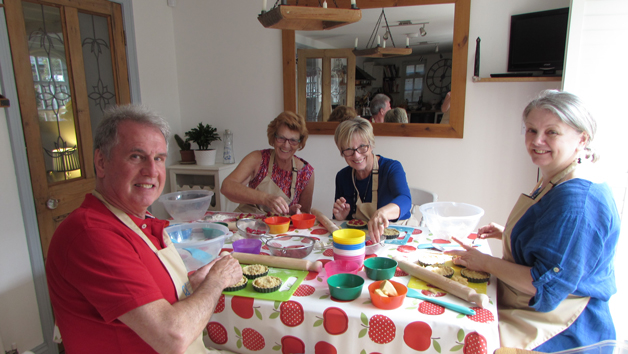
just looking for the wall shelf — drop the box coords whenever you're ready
[472,76,561,83]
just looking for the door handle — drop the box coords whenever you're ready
[46,198,59,210]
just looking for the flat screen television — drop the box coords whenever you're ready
[508,7,569,74]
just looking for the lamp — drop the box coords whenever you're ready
[419,24,427,37]
[353,9,412,58]
[258,0,361,31]
[435,45,439,53]
[52,147,80,178]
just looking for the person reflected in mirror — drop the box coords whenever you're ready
[446,90,620,352]
[384,107,408,123]
[439,91,451,124]
[369,93,391,123]
[221,111,315,215]
[328,105,358,122]
[332,118,412,243]
[46,105,243,354]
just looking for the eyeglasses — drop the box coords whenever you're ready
[341,144,370,157]
[275,134,301,146]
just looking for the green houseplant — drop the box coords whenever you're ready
[174,134,195,163]
[185,123,221,165]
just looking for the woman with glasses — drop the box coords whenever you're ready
[221,112,314,215]
[332,118,412,242]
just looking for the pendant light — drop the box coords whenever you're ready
[353,9,412,58]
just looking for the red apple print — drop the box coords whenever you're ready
[280,335,305,354]
[468,233,477,240]
[323,307,348,335]
[403,321,432,351]
[421,289,446,297]
[408,237,414,243]
[317,258,332,266]
[305,271,319,280]
[311,228,329,235]
[315,341,337,354]
[288,225,296,232]
[467,307,494,323]
[294,284,315,297]
[412,229,423,235]
[397,245,416,253]
[279,301,304,327]
[395,267,408,277]
[268,241,281,247]
[365,254,377,260]
[237,327,265,351]
[433,239,451,244]
[231,296,258,319]
[419,301,445,315]
[287,245,302,249]
[304,236,320,243]
[214,294,225,313]
[323,249,334,257]
[206,322,228,345]
[464,332,488,354]
[262,245,269,250]
[367,314,396,344]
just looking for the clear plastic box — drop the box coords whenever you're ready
[553,340,628,354]
[165,222,228,271]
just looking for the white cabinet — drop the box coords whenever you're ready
[167,163,236,212]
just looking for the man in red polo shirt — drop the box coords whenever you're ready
[46,105,242,353]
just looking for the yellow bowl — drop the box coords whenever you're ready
[332,229,366,245]
[264,216,291,234]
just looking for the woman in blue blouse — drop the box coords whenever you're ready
[332,118,412,243]
[449,90,620,352]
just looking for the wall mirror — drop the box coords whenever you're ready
[282,0,470,138]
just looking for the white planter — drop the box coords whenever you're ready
[194,149,217,166]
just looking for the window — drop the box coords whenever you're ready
[404,61,425,104]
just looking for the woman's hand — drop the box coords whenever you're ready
[477,222,504,240]
[289,204,302,215]
[263,194,290,215]
[332,197,351,221]
[368,210,389,243]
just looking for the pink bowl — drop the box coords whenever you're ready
[333,253,365,268]
[325,260,360,277]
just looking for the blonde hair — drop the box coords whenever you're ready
[266,111,309,151]
[523,90,598,162]
[384,107,408,123]
[334,117,375,154]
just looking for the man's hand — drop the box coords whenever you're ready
[208,255,243,289]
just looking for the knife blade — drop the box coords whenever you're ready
[279,276,298,292]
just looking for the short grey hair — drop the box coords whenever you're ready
[370,93,390,116]
[523,90,598,162]
[384,107,408,123]
[94,105,170,159]
[334,117,375,154]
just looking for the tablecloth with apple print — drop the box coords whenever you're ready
[201,212,499,354]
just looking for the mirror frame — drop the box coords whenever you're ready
[282,0,470,138]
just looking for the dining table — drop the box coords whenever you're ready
[196,211,500,354]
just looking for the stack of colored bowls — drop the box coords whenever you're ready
[332,229,366,267]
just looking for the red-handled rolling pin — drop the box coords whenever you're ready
[220,251,323,273]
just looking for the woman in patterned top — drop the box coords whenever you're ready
[221,112,315,215]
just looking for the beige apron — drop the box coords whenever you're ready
[92,191,208,354]
[234,150,297,214]
[352,153,379,221]
[498,161,589,350]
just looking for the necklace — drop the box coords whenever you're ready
[354,172,372,202]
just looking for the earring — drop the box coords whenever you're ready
[578,157,582,164]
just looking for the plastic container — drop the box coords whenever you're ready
[264,216,291,234]
[166,223,227,271]
[552,340,628,354]
[333,253,365,268]
[325,260,360,277]
[332,241,365,250]
[332,229,366,245]
[236,218,269,239]
[233,238,262,254]
[291,213,316,229]
[327,273,364,301]
[265,236,315,258]
[368,280,408,310]
[363,257,398,280]
[419,202,484,241]
[365,239,385,255]
[159,190,213,222]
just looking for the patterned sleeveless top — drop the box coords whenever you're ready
[249,149,314,205]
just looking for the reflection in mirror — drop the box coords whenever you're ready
[297,4,454,124]
[283,0,470,138]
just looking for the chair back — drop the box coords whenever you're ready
[409,187,438,226]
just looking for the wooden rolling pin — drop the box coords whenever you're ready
[311,208,339,233]
[393,256,490,308]
[220,251,323,272]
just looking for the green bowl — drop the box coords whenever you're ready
[327,273,365,300]
[363,257,398,280]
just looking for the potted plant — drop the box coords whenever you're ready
[185,122,221,166]
[174,134,195,164]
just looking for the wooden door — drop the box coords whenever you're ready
[5,0,131,258]
[297,48,356,121]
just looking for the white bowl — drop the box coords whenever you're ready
[418,202,484,241]
[166,222,227,271]
[158,190,213,222]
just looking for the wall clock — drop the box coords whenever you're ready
[426,58,452,95]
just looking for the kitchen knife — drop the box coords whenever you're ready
[406,288,476,315]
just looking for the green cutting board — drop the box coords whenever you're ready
[222,265,309,302]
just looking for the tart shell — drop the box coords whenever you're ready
[224,276,248,292]
[251,276,283,293]
[242,264,269,279]
[460,268,490,283]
